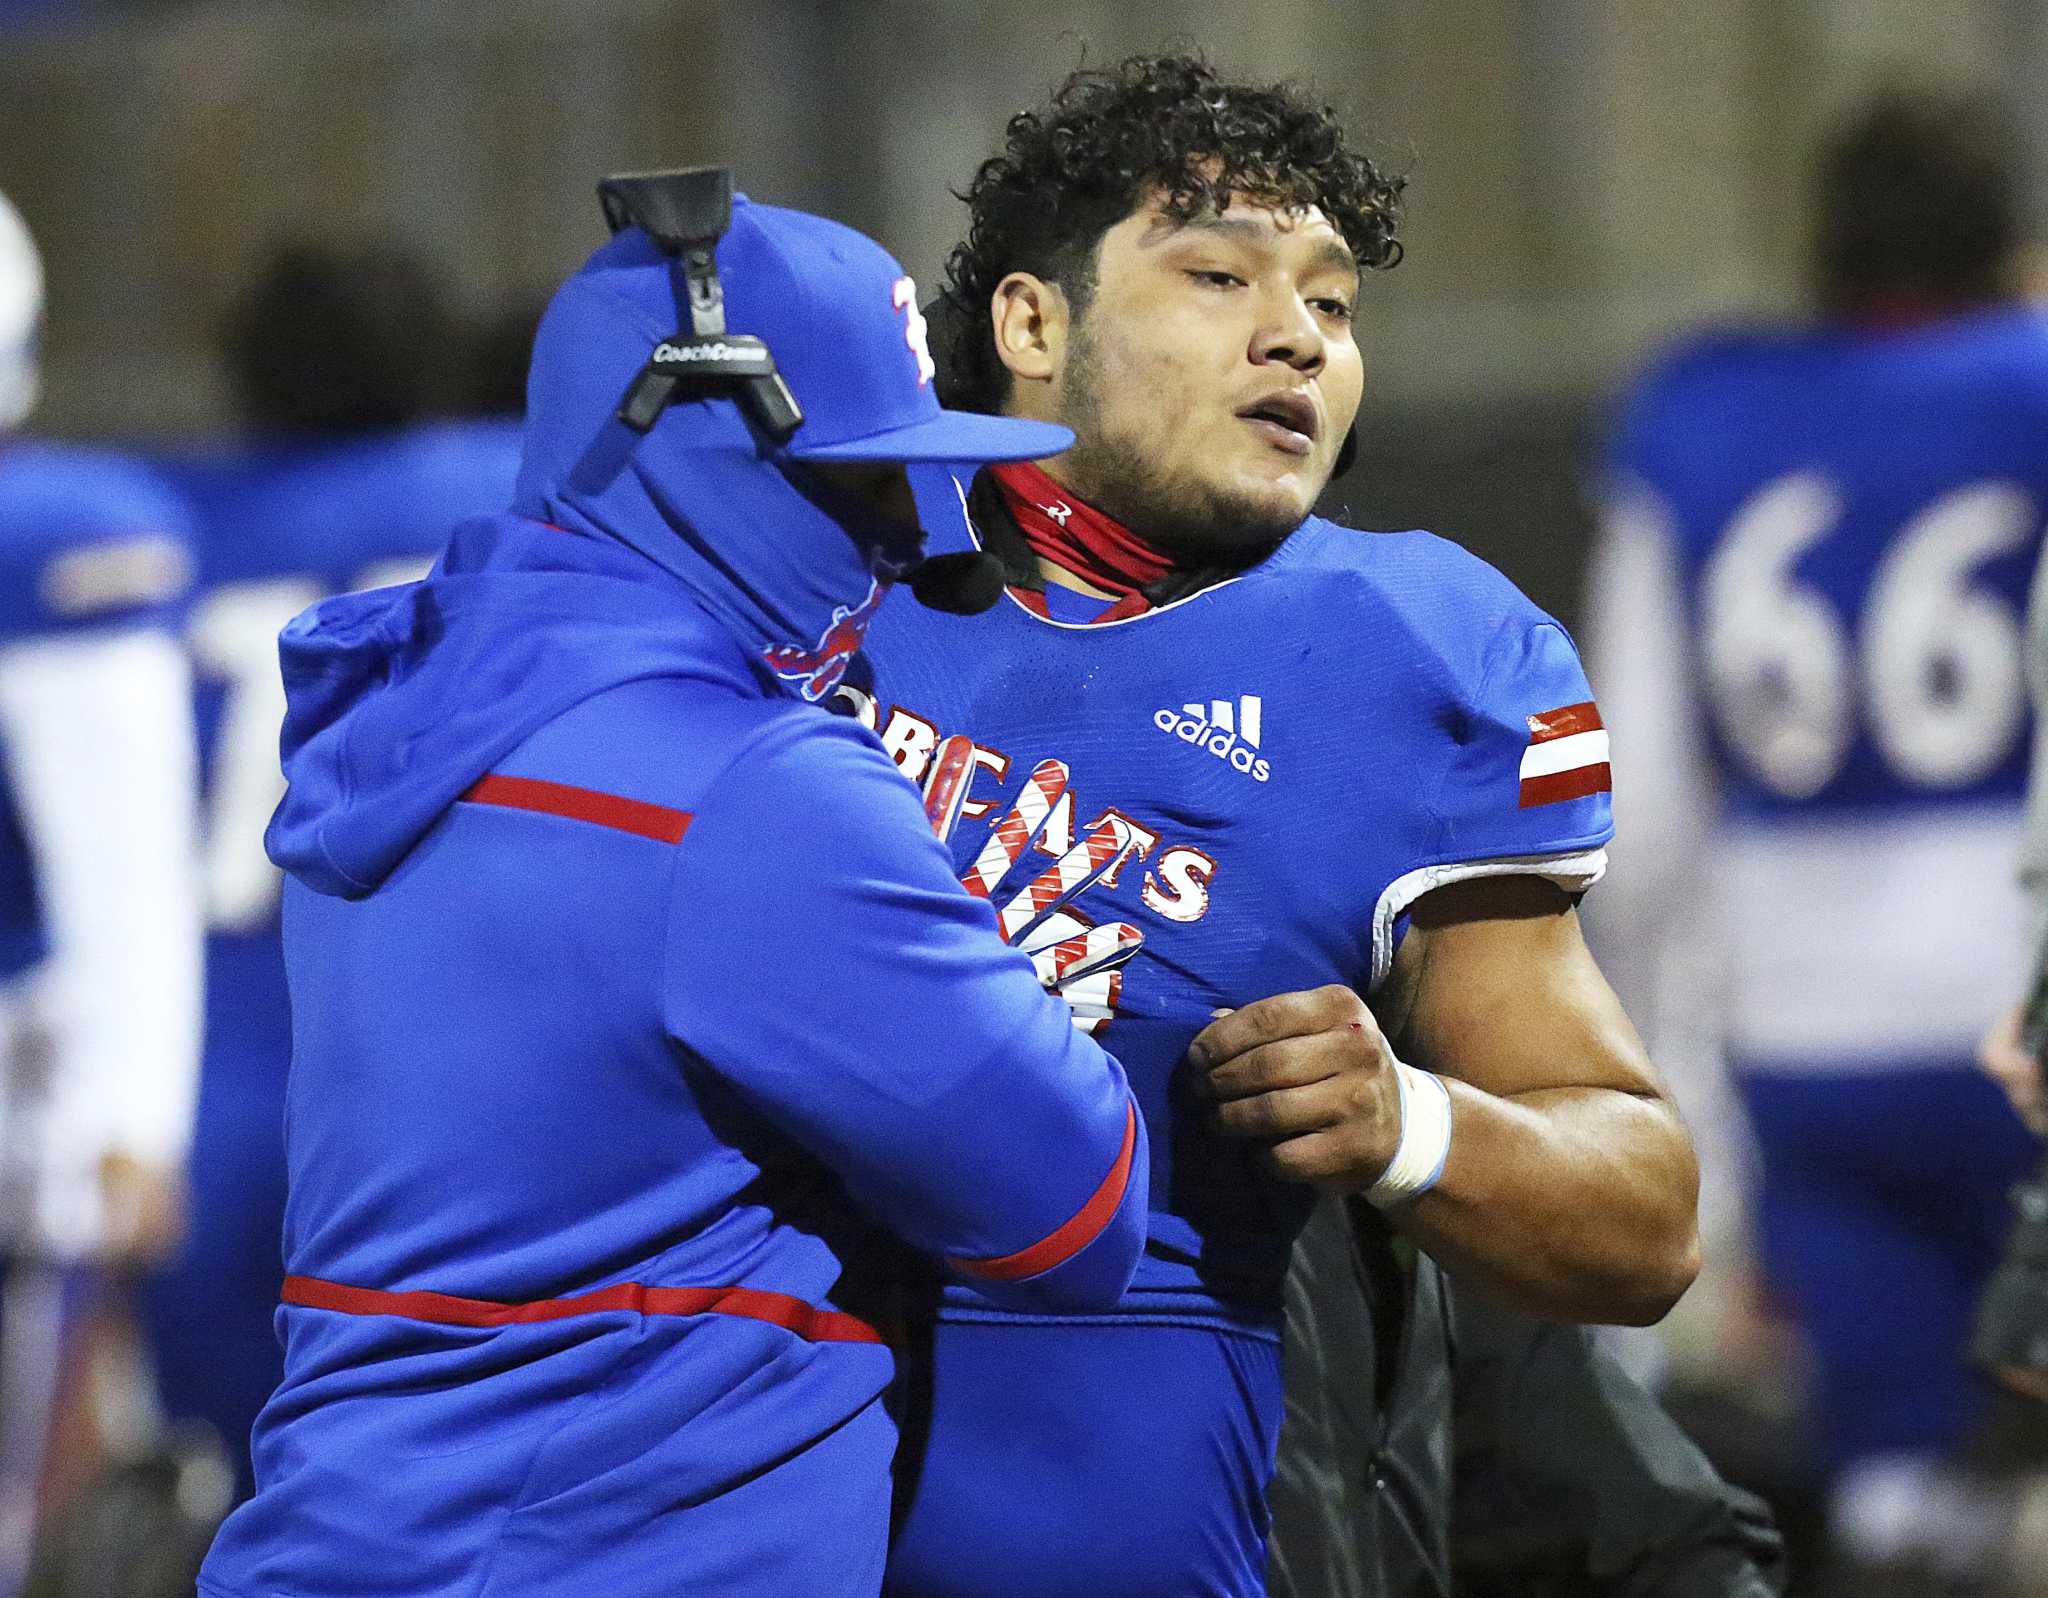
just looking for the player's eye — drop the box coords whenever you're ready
[1311,297,1355,322]
[1187,270,1246,290]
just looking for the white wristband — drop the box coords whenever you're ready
[1365,1059,1453,1208]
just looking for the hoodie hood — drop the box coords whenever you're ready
[265,514,755,898]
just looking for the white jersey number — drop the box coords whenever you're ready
[189,559,432,931]
[1700,473,2035,798]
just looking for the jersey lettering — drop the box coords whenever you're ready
[891,700,1218,1033]
[1141,846,1215,923]
[877,705,938,779]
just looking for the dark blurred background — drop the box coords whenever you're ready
[8,2,2048,1589]
[7,0,2048,628]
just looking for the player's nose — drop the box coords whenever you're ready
[1248,291,1327,376]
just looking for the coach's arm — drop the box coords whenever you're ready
[1193,875,1699,1325]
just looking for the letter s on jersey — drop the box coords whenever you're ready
[1142,846,1215,923]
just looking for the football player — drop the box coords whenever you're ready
[1588,84,2047,1581]
[144,241,523,1504]
[850,56,1699,1597]
[0,190,202,1586]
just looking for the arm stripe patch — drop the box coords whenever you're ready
[947,1097,1138,1282]
[460,773,691,844]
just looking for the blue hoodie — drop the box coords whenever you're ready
[200,204,1145,1598]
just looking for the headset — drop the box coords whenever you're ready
[595,167,1002,614]
[599,166,802,443]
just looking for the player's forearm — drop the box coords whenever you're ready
[1394,1080,1699,1325]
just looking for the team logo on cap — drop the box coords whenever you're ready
[762,577,888,702]
[893,278,936,387]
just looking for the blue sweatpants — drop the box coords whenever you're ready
[884,1317,1283,1598]
[1739,1062,2040,1468]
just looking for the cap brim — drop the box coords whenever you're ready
[786,409,1073,464]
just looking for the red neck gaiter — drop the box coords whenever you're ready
[989,461,1176,598]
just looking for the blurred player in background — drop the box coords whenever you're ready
[1981,533,2048,1148]
[1588,84,2048,1589]
[143,241,522,1502]
[0,191,202,1591]
[861,56,1699,1598]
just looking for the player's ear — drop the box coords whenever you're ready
[990,272,1066,390]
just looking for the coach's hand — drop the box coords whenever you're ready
[1190,985,1403,1192]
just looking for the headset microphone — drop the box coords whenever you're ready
[906,550,1006,615]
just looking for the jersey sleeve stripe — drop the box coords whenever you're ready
[281,1274,885,1345]
[459,773,692,844]
[945,1097,1138,1282]
[1518,728,1611,780]
[1518,763,1613,809]
[1526,699,1603,742]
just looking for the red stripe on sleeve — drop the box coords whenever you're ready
[1518,762,1613,809]
[281,1275,884,1345]
[1525,700,1603,743]
[947,1098,1138,1283]
[460,774,691,844]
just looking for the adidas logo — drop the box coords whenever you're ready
[1153,695,1271,783]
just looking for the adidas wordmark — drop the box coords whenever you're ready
[1153,696,1271,783]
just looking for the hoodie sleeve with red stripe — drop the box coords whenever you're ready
[662,711,1148,1313]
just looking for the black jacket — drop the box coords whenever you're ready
[1267,1198,1786,1598]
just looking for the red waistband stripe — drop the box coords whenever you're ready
[459,774,691,844]
[282,1275,884,1345]
[946,1098,1138,1283]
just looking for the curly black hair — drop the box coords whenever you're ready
[936,53,1405,413]
[1812,83,2022,315]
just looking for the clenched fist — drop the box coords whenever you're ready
[1188,985,1407,1193]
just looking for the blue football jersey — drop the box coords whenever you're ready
[0,441,195,979]
[868,473,1613,1597]
[1602,307,2048,1071]
[862,474,1614,1327]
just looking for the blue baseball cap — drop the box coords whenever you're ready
[668,193,1069,464]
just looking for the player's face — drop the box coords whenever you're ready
[1030,197,1364,562]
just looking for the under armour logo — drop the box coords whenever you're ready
[1041,502,1073,528]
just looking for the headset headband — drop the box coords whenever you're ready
[599,167,803,443]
